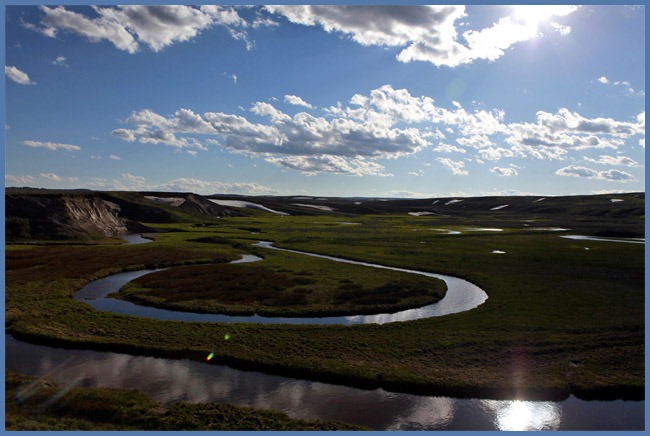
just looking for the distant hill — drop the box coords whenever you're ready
[5,188,644,240]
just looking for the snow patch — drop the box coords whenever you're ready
[491,250,506,254]
[445,199,463,205]
[408,211,436,216]
[209,199,289,215]
[292,203,335,211]
[533,198,546,203]
[490,204,509,211]
[610,199,624,203]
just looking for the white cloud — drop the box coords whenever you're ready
[555,165,635,182]
[265,155,389,176]
[224,72,237,84]
[549,21,571,36]
[22,140,80,151]
[40,172,62,182]
[490,166,518,176]
[112,85,644,179]
[284,94,314,109]
[266,5,579,67]
[432,142,466,154]
[52,56,68,66]
[584,155,641,167]
[478,147,515,161]
[382,189,435,198]
[596,75,644,96]
[639,138,645,148]
[157,178,279,195]
[437,157,468,176]
[5,174,35,185]
[109,154,121,160]
[5,66,36,85]
[33,5,251,54]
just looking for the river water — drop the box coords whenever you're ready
[73,241,488,325]
[5,336,643,430]
[6,236,644,430]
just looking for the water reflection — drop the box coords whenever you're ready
[480,399,561,431]
[6,335,644,430]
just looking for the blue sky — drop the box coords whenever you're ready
[4,5,645,197]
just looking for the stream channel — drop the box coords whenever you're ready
[6,236,644,430]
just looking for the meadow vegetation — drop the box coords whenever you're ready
[116,244,446,316]
[5,210,644,403]
[5,371,364,430]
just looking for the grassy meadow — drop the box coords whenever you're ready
[5,212,644,402]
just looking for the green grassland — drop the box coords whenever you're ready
[5,371,364,430]
[5,212,644,403]
[115,244,446,317]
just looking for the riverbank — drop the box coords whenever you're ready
[5,220,644,404]
[5,371,365,430]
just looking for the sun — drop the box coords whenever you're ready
[511,5,578,30]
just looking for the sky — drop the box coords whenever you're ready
[4,4,646,198]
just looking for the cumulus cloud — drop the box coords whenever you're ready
[266,5,579,67]
[490,166,518,176]
[40,172,62,181]
[432,142,466,154]
[52,56,68,66]
[22,140,80,151]
[112,85,644,178]
[284,94,314,109]
[583,155,641,167]
[437,157,468,176]
[31,5,251,53]
[5,66,36,85]
[596,76,643,96]
[5,174,35,185]
[555,165,635,182]
[109,154,121,160]
[265,155,388,176]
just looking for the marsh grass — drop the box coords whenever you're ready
[117,247,446,317]
[5,214,644,402]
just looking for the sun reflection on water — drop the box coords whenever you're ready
[481,399,561,431]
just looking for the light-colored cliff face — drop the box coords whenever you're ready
[60,196,128,237]
[6,194,128,240]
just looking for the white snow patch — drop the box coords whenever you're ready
[145,196,186,207]
[533,198,546,203]
[490,204,509,211]
[408,211,436,216]
[532,227,570,232]
[610,199,624,203]
[465,227,503,232]
[336,221,361,225]
[432,200,439,205]
[431,228,462,235]
[209,199,289,215]
[292,203,335,211]
[445,199,463,205]
[354,201,362,205]
[491,250,506,254]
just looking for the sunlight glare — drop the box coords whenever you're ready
[511,5,577,31]
[481,399,561,431]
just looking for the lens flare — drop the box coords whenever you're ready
[224,334,230,341]
[206,352,215,361]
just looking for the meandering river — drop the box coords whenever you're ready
[6,236,643,430]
